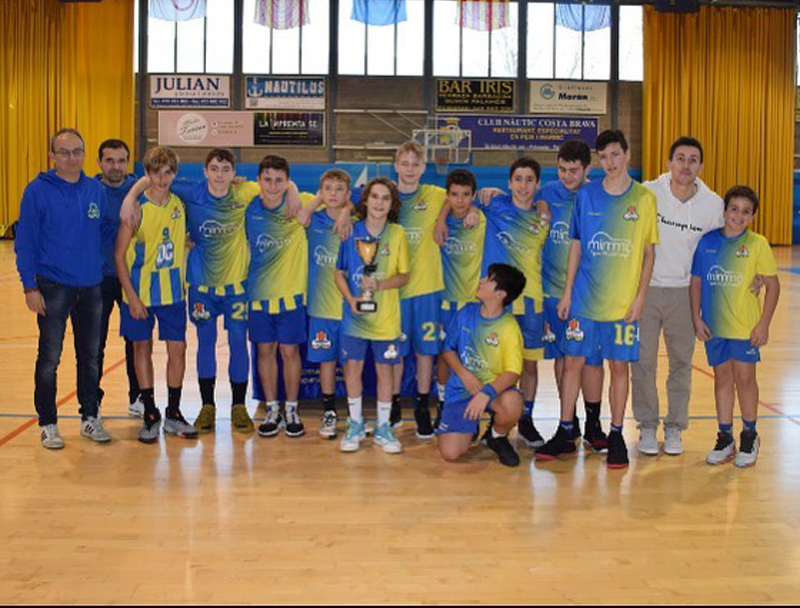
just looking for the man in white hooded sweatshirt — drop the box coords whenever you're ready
[632,137,723,455]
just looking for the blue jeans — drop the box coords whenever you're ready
[35,277,103,426]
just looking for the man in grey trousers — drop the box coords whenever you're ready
[632,137,723,455]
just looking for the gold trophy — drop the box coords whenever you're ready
[355,236,380,313]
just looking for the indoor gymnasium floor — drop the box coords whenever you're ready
[1,239,800,604]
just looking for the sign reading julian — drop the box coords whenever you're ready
[436,79,515,114]
[528,80,607,115]
[150,75,230,108]
[246,77,326,110]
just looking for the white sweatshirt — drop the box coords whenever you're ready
[644,173,724,288]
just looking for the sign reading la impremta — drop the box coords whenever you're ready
[245,76,326,110]
[436,79,515,113]
[150,75,230,108]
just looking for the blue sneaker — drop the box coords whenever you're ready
[373,422,403,454]
[340,418,366,452]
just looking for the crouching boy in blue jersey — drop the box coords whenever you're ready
[436,263,526,467]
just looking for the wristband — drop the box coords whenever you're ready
[480,384,498,401]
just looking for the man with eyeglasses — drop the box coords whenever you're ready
[15,128,113,449]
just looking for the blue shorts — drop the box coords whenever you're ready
[188,284,248,331]
[248,299,307,345]
[400,292,442,357]
[307,317,342,364]
[559,315,640,362]
[439,304,459,344]
[121,301,187,342]
[543,298,602,365]
[341,334,403,365]
[514,297,544,361]
[705,337,760,367]
[435,394,497,435]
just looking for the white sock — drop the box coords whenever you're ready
[377,400,392,427]
[348,396,363,423]
[266,400,279,412]
[491,426,506,439]
[285,400,298,412]
[437,383,446,402]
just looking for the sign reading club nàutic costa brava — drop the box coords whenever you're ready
[150,75,231,108]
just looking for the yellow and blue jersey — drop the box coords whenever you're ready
[124,192,186,307]
[307,209,344,321]
[569,180,658,321]
[398,185,447,298]
[481,194,549,314]
[173,180,260,294]
[442,302,523,403]
[691,228,777,340]
[245,192,313,313]
[336,221,409,340]
[441,210,486,310]
[537,180,580,300]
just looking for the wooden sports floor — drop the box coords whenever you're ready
[2,239,800,605]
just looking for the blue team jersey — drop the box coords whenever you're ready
[97,175,137,277]
[307,209,344,321]
[569,180,658,321]
[481,194,549,314]
[441,210,486,309]
[537,180,580,299]
[443,302,523,403]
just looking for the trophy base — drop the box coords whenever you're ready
[356,301,378,313]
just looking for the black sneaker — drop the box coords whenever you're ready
[534,426,577,461]
[284,408,305,437]
[414,406,434,439]
[583,418,608,452]
[517,415,545,448]
[570,414,582,441]
[258,408,283,437]
[486,434,521,467]
[390,400,403,429]
[606,430,629,469]
[433,400,443,430]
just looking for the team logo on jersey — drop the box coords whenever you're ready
[380,245,390,256]
[496,231,528,254]
[542,322,556,344]
[549,221,570,245]
[383,344,399,360]
[461,346,489,372]
[484,331,499,346]
[565,318,584,342]
[439,324,447,342]
[412,202,428,211]
[399,332,408,343]
[707,265,743,288]
[87,202,100,219]
[623,206,639,221]
[311,331,332,350]
[313,245,337,267]
[405,228,422,244]
[444,237,475,255]
[191,303,211,321]
[255,233,291,253]
[528,222,541,235]
[199,219,238,238]
[735,245,750,258]
[171,205,182,220]
[588,232,632,257]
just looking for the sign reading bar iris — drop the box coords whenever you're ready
[436,79,515,114]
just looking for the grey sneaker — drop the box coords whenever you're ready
[734,431,759,468]
[319,411,338,439]
[138,412,162,444]
[258,407,283,437]
[707,432,736,465]
[81,416,111,443]
[40,424,64,450]
[163,413,199,439]
[638,427,659,455]
[128,395,145,418]
[663,427,684,455]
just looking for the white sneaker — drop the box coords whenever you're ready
[638,427,659,455]
[319,411,338,439]
[128,395,145,418]
[373,422,403,454]
[81,416,112,443]
[734,431,759,468]
[707,432,736,465]
[40,424,64,449]
[663,427,684,455]
[340,418,366,452]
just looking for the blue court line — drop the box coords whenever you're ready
[778,267,800,274]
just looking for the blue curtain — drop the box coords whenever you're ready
[352,0,407,26]
[555,4,610,33]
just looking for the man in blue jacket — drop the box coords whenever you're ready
[15,128,113,449]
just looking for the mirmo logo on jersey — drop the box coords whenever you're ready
[255,233,291,253]
[313,245,337,267]
[405,228,422,243]
[444,237,475,255]
[588,231,631,257]
[496,231,528,254]
[706,265,743,288]
[199,220,238,238]
[460,346,489,373]
[549,221,570,245]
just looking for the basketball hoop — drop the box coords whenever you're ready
[433,148,451,176]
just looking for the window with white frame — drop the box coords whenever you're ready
[619,5,643,82]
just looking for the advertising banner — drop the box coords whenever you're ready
[245,76,326,110]
[436,115,598,151]
[253,112,325,147]
[436,78,515,113]
[150,75,230,108]
[158,111,254,146]
[528,80,607,115]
